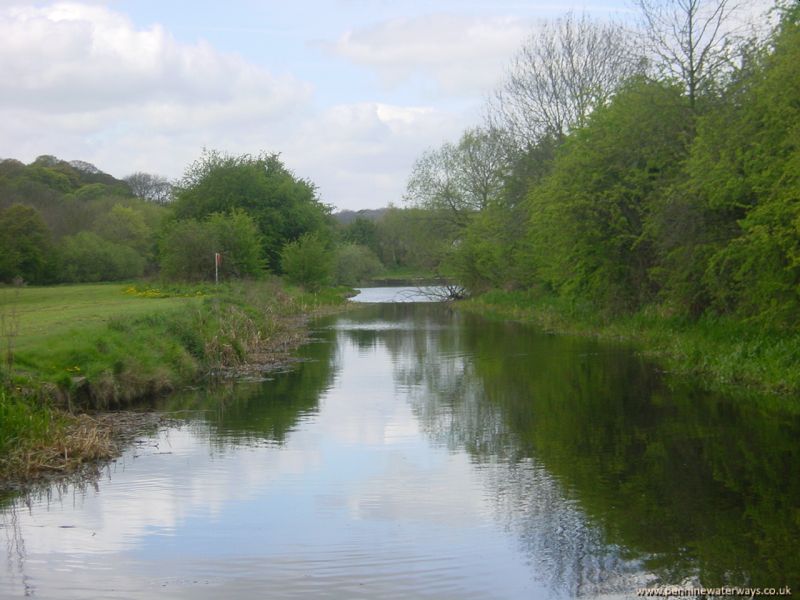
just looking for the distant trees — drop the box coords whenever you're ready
[124,172,173,204]
[60,232,145,282]
[333,244,383,286]
[0,205,54,284]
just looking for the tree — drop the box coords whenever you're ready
[526,77,692,313]
[280,232,332,291]
[374,206,458,273]
[174,150,331,271]
[124,172,174,204]
[694,3,800,325]
[333,244,383,286]
[490,12,640,146]
[633,0,749,109]
[206,211,264,279]
[342,217,380,254]
[0,204,55,284]
[60,232,145,282]
[159,220,216,282]
[405,127,511,226]
[92,204,152,255]
[159,211,264,282]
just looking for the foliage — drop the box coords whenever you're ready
[280,232,333,291]
[60,232,146,282]
[0,204,55,284]
[333,244,383,286]
[405,127,511,227]
[173,150,331,271]
[374,206,458,273]
[159,210,264,282]
[342,217,380,254]
[526,77,692,314]
[0,156,165,283]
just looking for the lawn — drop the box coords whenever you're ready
[0,283,195,351]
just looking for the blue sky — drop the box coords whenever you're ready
[0,0,770,210]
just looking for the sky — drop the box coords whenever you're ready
[0,0,772,210]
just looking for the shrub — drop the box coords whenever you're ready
[280,233,332,291]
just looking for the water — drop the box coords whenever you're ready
[350,285,448,303]
[2,297,799,599]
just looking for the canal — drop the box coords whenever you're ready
[2,289,798,598]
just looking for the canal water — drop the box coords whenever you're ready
[2,289,798,598]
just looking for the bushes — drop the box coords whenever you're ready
[61,232,145,282]
[280,232,332,291]
[333,244,382,286]
[160,210,264,282]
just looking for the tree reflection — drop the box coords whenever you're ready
[375,304,800,591]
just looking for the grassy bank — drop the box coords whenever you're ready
[460,290,800,398]
[0,279,350,482]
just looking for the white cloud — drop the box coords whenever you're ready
[0,2,312,176]
[283,102,464,208]
[0,2,489,209]
[322,14,531,96]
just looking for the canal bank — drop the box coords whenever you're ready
[0,279,351,484]
[459,289,800,402]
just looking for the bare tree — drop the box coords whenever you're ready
[405,126,512,226]
[124,172,174,204]
[633,0,746,109]
[490,12,640,147]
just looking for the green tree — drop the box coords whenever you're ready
[333,244,383,286]
[174,150,331,271]
[280,232,332,291]
[159,220,216,282]
[342,217,380,254]
[0,204,55,284]
[405,127,511,227]
[695,5,800,325]
[60,232,145,282]
[526,77,692,313]
[93,204,152,254]
[159,211,264,282]
[206,210,264,279]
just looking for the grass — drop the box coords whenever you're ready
[460,290,800,399]
[0,278,350,482]
[0,389,118,480]
[1,283,190,346]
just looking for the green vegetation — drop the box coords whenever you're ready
[280,232,333,291]
[0,280,349,480]
[398,2,800,397]
[461,290,800,396]
[173,150,331,272]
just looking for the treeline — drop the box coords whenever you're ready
[404,1,800,330]
[0,151,430,289]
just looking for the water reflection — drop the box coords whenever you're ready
[2,302,798,598]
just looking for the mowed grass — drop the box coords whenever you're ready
[0,283,191,351]
[0,283,207,392]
